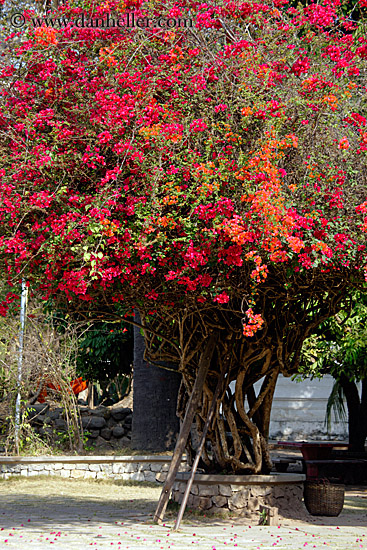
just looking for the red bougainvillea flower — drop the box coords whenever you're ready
[0,0,366,340]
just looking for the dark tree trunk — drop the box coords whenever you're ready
[339,374,367,452]
[131,312,181,452]
[360,379,367,449]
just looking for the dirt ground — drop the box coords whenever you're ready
[0,476,366,527]
[0,476,161,513]
[0,477,366,549]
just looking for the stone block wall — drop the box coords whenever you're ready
[25,403,132,450]
[0,456,188,482]
[171,473,306,519]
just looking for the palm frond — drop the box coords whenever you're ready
[325,380,347,432]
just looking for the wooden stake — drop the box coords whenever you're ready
[172,360,227,532]
[153,331,218,524]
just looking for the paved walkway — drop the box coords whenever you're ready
[0,481,366,549]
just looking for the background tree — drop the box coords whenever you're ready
[76,320,133,405]
[300,293,367,451]
[0,0,366,472]
[0,286,85,453]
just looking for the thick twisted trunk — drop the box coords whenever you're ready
[139,274,348,473]
[177,336,280,474]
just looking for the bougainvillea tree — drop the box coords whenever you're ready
[0,0,367,473]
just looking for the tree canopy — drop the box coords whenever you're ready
[300,292,367,450]
[300,293,367,382]
[0,0,367,472]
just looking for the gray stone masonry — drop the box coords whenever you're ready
[23,404,133,451]
[0,455,188,482]
[171,473,306,518]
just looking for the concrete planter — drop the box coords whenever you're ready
[171,472,306,519]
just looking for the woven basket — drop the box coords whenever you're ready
[304,480,345,517]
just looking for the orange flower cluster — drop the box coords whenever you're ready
[286,235,304,253]
[322,94,338,111]
[156,216,176,229]
[242,308,265,337]
[241,107,252,117]
[101,219,118,237]
[99,46,117,67]
[338,137,350,150]
[34,27,58,46]
[139,124,182,143]
[245,251,268,284]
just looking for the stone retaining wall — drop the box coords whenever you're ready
[0,455,188,482]
[26,404,132,450]
[171,473,306,519]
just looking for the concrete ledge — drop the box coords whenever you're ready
[0,455,175,464]
[0,455,188,482]
[175,472,305,484]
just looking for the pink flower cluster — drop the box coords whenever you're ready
[189,119,208,133]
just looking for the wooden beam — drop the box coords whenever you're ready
[172,359,227,531]
[153,331,218,524]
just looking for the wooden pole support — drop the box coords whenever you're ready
[172,360,227,532]
[153,332,218,524]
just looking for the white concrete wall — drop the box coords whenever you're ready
[260,375,349,440]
